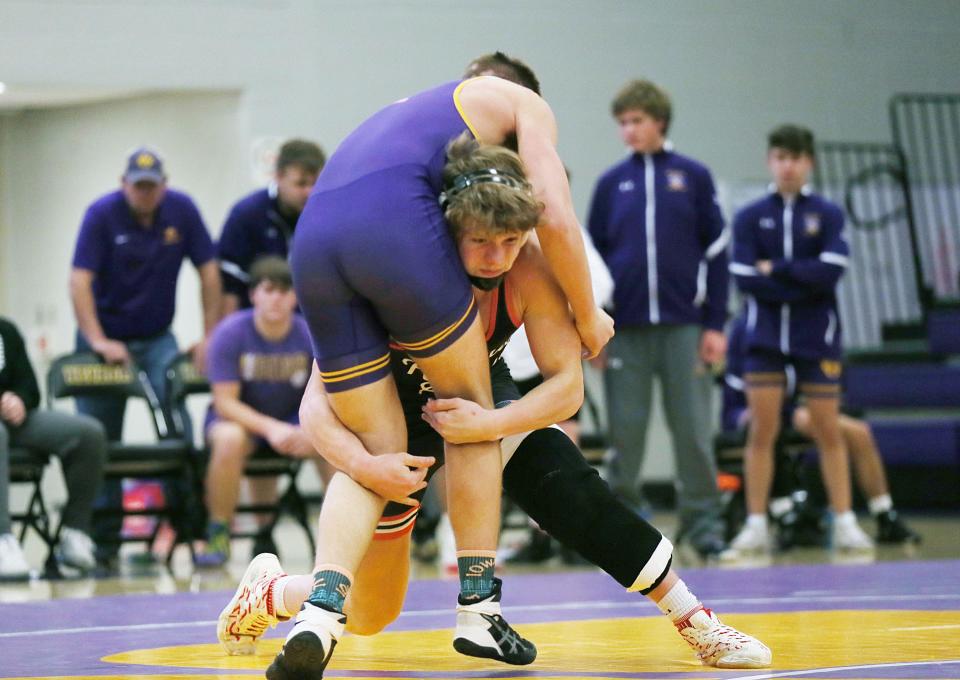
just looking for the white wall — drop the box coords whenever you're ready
[3,1,959,210]
[1,0,959,484]
[0,91,245,358]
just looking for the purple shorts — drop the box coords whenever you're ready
[744,349,842,399]
[291,169,476,393]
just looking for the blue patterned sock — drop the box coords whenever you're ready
[457,551,496,601]
[306,566,352,614]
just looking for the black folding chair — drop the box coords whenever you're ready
[8,446,58,570]
[46,352,197,563]
[164,353,315,556]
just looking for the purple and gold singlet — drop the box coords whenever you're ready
[291,80,482,392]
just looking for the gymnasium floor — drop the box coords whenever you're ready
[1,515,958,680]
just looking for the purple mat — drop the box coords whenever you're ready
[1,559,958,678]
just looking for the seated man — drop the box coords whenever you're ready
[218,138,771,676]
[0,316,106,577]
[722,315,920,546]
[196,257,331,567]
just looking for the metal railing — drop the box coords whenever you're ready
[813,142,924,348]
[890,93,960,302]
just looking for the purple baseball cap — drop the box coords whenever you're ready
[123,147,166,183]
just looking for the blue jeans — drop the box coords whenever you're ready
[75,330,181,557]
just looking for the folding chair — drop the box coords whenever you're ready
[713,427,815,542]
[46,352,197,563]
[164,353,315,556]
[8,446,58,570]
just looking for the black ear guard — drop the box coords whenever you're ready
[439,168,526,210]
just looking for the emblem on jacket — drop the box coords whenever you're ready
[666,169,687,191]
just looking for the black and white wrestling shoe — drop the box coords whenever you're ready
[453,577,537,665]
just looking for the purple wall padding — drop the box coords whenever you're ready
[844,364,960,408]
[867,418,960,466]
[928,308,960,355]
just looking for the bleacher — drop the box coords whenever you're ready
[814,93,960,509]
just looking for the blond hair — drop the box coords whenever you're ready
[442,134,543,237]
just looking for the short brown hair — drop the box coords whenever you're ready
[276,139,326,175]
[611,79,672,133]
[442,134,543,238]
[463,51,541,95]
[768,124,815,157]
[248,255,292,290]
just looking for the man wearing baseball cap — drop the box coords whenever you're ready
[69,146,222,568]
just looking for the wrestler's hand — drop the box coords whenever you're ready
[576,307,614,359]
[356,452,436,507]
[421,397,501,444]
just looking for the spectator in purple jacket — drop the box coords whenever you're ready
[196,257,331,567]
[726,124,873,558]
[588,79,728,558]
[69,146,221,565]
[218,139,326,315]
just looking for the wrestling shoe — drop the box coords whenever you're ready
[876,510,921,544]
[676,606,772,668]
[266,602,345,680]
[453,577,536,665]
[217,553,289,655]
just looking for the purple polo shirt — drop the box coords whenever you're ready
[71,189,215,339]
[206,310,312,422]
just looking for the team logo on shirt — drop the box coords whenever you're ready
[618,179,635,193]
[804,214,821,236]
[759,217,776,230]
[163,226,181,245]
[666,169,687,191]
[240,352,310,383]
[820,359,842,379]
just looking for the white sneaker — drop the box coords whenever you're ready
[266,602,345,679]
[832,518,874,552]
[0,533,30,580]
[217,553,289,655]
[56,527,96,571]
[721,522,772,560]
[676,606,772,668]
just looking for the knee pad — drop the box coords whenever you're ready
[503,428,672,591]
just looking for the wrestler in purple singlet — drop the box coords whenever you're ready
[291,80,481,392]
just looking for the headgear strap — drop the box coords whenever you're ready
[439,168,525,210]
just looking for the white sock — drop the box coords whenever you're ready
[745,514,768,531]
[868,494,893,516]
[656,580,701,622]
[834,510,857,527]
[272,575,295,618]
